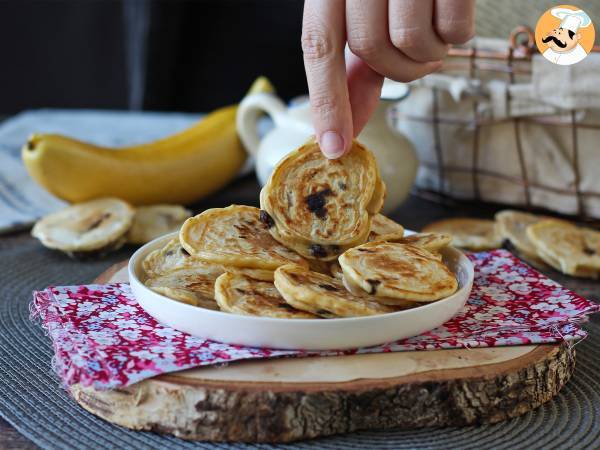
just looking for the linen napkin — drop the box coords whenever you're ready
[31,250,599,390]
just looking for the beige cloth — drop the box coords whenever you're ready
[393,41,600,218]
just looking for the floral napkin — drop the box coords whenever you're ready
[31,250,599,390]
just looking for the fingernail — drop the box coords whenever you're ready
[319,131,345,159]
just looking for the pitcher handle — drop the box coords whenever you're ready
[236,92,289,157]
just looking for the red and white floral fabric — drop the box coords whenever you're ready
[32,250,599,390]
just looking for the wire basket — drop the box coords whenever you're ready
[391,27,600,223]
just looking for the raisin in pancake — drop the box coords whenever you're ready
[215,273,316,319]
[368,214,405,242]
[145,266,223,310]
[339,242,458,302]
[179,205,308,270]
[127,204,191,244]
[526,220,600,279]
[495,210,552,267]
[274,265,397,318]
[260,138,380,257]
[423,218,501,251]
[32,197,134,255]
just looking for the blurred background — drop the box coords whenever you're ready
[1,0,599,116]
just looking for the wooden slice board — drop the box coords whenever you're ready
[70,261,575,443]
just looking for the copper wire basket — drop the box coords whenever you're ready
[391,26,600,223]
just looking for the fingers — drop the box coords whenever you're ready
[346,51,384,136]
[346,0,442,83]
[302,0,352,158]
[388,0,448,63]
[434,0,475,44]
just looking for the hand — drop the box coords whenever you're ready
[302,0,475,158]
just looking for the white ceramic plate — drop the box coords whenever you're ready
[129,231,474,350]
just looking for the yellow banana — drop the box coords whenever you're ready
[22,77,274,205]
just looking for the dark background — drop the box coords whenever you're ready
[0,0,308,115]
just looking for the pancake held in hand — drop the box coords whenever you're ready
[339,242,458,302]
[215,272,316,319]
[179,205,308,270]
[260,138,381,260]
[526,220,600,279]
[274,264,397,318]
[423,218,502,251]
[145,266,223,309]
[32,197,134,256]
[127,204,192,244]
[368,214,405,242]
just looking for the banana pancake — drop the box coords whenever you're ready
[145,266,223,309]
[339,242,458,301]
[32,197,134,255]
[127,204,192,244]
[260,138,381,260]
[393,233,452,253]
[215,272,317,319]
[526,220,600,279]
[368,214,405,242]
[179,205,308,270]
[423,218,501,251]
[274,264,397,318]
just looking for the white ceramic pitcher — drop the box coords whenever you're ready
[236,89,418,213]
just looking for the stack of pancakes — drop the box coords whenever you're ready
[142,139,459,319]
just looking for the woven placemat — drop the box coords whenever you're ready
[1,231,599,450]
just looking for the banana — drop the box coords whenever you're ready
[22,77,274,205]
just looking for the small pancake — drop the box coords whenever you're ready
[274,264,397,318]
[215,272,316,319]
[526,220,600,279]
[392,232,452,253]
[179,205,308,270]
[422,218,502,251]
[368,214,405,242]
[127,204,192,244]
[145,266,223,310]
[260,138,380,259]
[339,242,458,302]
[32,197,134,254]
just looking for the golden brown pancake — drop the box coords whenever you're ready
[259,138,381,260]
[274,264,398,318]
[368,214,405,242]
[179,205,308,270]
[526,220,600,279]
[339,242,458,301]
[422,218,501,251]
[215,272,317,318]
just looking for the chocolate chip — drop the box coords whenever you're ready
[309,244,328,258]
[338,182,347,191]
[305,188,332,219]
[180,248,190,257]
[318,283,338,292]
[358,248,375,253]
[366,279,381,294]
[583,246,596,256]
[259,210,275,228]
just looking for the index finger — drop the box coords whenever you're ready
[302,0,353,158]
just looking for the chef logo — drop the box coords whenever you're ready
[535,5,595,65]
